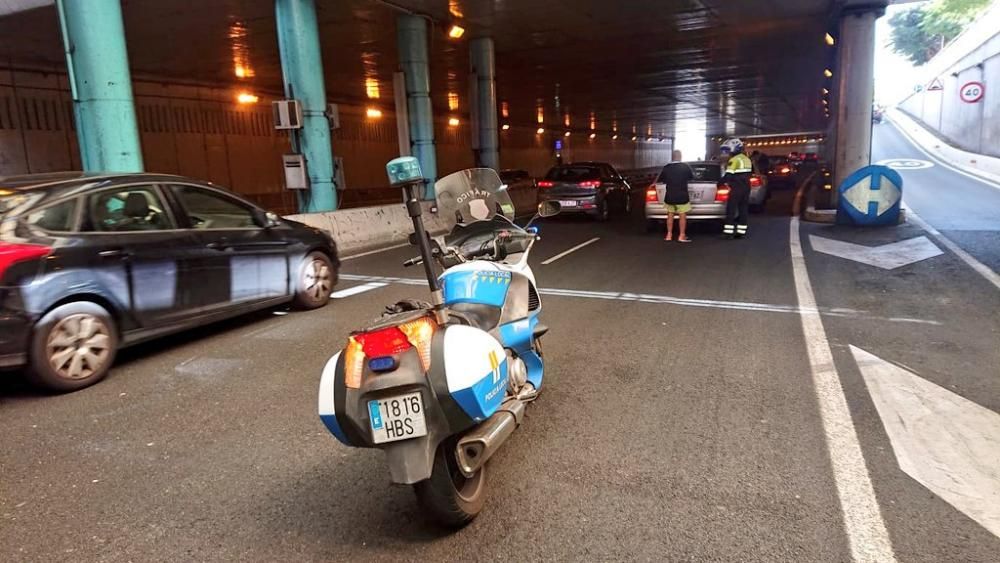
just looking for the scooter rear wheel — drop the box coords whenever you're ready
[413,438,487,527]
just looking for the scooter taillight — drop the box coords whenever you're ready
[343,317,437,388]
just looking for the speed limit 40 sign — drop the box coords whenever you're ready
[960,81,985,103]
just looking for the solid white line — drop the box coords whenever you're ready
[338,274,939,325]
[905,208,1000,291]
[341,243,411,261]
[790,217,897,563]
[886,113,1000,192]
[330,281,388,299]
[541,237,600,265]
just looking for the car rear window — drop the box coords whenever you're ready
[657,164,720,183]
[544,167,599,181]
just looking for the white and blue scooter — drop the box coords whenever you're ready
[318,158,559,526]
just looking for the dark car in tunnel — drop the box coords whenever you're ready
[0,172,339,392]
[537,162,632,220]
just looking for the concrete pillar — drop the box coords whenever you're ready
[56,0,143,172]
[276,0,338,212]
[833,6,883,198]
[397,14,437,199]
[470,37,499,170]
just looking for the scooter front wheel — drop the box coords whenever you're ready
[413,438,487,527]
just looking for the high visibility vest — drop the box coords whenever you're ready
[724,153,753,175]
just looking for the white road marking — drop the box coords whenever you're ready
[905,208,1000,291]
[809,235,943,270]
[851,345,1000,539]
[875,158,934,170]
[331,281,388,299]
[790,217,897,563]
[338,273,939,325]
[540,237,600,265]
[341,243,411,260]
[886,113,1000,193]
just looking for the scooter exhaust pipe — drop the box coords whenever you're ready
[455,399,525,477]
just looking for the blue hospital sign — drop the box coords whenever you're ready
[835,165,903,226]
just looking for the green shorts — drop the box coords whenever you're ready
[665,202,692,214]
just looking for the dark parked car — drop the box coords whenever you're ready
[0,172,339,392]
[498,169,535,191]
[766,156,796,189]
[537,162,632,220]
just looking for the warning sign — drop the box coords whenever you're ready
[927,78,944,91]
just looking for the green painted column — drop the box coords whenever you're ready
[397,14,437,199]
[56,0,143,172]
[275,0,338,212]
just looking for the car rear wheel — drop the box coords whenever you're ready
[294,251,336,310]
[592,199,609,222]
[28,302,118,392]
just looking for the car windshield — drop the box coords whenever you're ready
[434,168,516,235]
[544,166,599,181]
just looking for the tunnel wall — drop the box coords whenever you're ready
[897,3,1000,158]
[0,68,673,213]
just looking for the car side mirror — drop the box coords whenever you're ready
[254,209,280,228]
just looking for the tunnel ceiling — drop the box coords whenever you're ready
[0,0,862,137]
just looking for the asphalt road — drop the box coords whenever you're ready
[2,147,998,561]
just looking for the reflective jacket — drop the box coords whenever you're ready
[722,153,753,192]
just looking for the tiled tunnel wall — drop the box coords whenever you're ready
[0,69,673,214]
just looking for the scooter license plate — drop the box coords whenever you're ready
[368,392,427,444]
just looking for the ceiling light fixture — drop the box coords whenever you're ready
[502,123,510,130]
[536,127,545,134]
[448,117,460,127]
[825,33,835,46]
[448,24,465,39]
[236,92,258,104]
[589,132,596,139]
[366,107,383,119]
[824,68,833,78]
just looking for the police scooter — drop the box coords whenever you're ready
[318,157,559,526]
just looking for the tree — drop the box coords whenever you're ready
[888,0,992,65]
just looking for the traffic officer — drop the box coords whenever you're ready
[718,138,753,238]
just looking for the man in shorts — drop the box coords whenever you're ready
[660,162,694,243]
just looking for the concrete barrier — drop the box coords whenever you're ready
[287,186,540,255]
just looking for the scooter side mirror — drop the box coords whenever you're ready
[537,201,561,217]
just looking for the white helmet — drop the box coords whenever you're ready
[719,138,744,155]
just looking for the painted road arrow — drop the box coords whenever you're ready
[851,346,1000,538]
[809,235,943,270]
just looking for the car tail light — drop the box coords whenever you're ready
[645,186,658,203]
[715,185,731,202]
[0,242,51,281]
[750,176,762,188]
[343,316,437,388]
[578,180,602,188]
[538,181,554,188]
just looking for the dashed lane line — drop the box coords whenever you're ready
[790,216,897,563]
[337,274,939,325]
[331,281,389,299]
[540,237,601,265]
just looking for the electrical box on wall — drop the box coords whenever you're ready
[273,100,303,130]
[326,103,340,130]
[334,156,345,190]
[283,154,308,190]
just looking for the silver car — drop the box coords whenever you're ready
[643,161,768,231]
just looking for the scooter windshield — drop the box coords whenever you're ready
[434,168,516,233]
